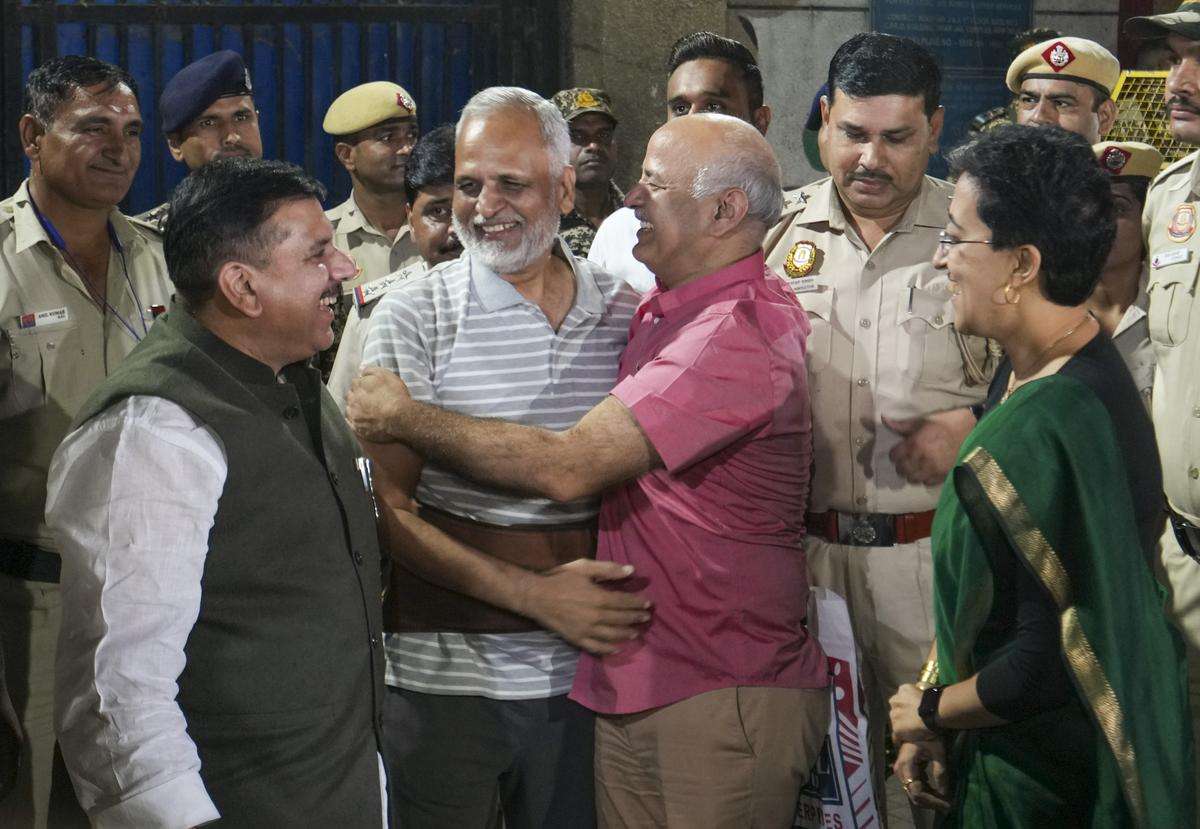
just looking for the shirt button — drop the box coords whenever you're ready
[1193,406,1200,418]
[855,496,868,507]
[283,405,300,419]
[330,472,341,486]
[859,318,871,329]
[1191,468,1200,480]
[934,315,944,325]
[854,436,866,447]
[354,549,364,565]
[864,262,876,271]
[856,378,869,387]
[369,635,379,647]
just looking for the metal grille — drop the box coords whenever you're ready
[1,0,562,213]
[1111,70,1192,169]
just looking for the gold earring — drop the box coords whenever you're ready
[1003,285,1020,305]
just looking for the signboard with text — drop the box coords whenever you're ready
[872,0,1034,176]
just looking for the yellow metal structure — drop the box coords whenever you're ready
[1110,71,1193,169]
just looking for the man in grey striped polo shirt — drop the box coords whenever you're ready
[358,87,647,828]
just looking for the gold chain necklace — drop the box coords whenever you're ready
[1000,313,1095,403]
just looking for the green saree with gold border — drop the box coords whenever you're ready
[932,373,1192,828]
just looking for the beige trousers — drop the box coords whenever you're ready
[0,574,61,829]
[594,686,830,828]
[804,534,936,827]
[1155,523,1200,827]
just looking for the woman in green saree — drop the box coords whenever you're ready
[888,125,1193,827]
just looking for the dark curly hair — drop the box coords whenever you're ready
[948,125,1115,306]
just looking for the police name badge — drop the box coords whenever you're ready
[16,306,70,330]
[1153,248,1192,269]
[1168,203,1197,243]
[784,241,818,290]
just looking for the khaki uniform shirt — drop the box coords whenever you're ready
[763,176,993,515]
[0,180,172,549]
[322,193,422,380]
[326,193,422,297]
[327,258,428,411]
[1111,274,1154,405]
[1142,151,1200,523]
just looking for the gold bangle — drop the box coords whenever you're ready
[917,659,939,689]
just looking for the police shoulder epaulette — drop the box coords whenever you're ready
[128,204,167,236]
[781,186,809,214]
[353,262,425,309]
[1151,151,1199,191]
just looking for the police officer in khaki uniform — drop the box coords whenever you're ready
[1006,36,1120,144]
[320,81,423,381]
[762,33,993,820]
[0,56,171,829]
[1090,141,1162,404]
[551,87,623,258]
[132,50,263,233]
[1127,3,1200,814]
[327,125,461,409]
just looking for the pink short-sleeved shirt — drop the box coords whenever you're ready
[569,251,829,715]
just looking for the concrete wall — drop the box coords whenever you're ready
[561,0,726,188]
[562,0,1122,190]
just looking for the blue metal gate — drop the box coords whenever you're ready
[1,0,562,213]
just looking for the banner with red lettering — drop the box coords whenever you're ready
[794,587,880,829]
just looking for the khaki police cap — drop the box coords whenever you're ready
[323,81,417,136]
[1094,141,1164,180]
[551,88,617,124]
[1126,2,1200,41]
[1005,37,1120,98]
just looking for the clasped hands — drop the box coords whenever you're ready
[889,683,951,812]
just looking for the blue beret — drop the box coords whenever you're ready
[160,50,253,134]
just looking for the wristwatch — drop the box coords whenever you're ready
[918,685,947,735]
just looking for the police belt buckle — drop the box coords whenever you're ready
[1171,513,1200,566]
[838,513,896,547]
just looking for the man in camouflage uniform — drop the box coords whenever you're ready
[552,88,623,258]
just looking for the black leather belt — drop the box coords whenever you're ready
[1171,512,1200,566]
[0,540,61,583]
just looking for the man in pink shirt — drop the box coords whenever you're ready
[347,113,830,827]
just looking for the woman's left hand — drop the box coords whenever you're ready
[889,683,937,743]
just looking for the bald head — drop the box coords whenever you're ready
[654,114,782,226]
[627,114,782,287]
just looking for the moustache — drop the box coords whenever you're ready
[848,170,892,184]
[1167,96,1200,115]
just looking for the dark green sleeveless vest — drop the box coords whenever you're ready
[73,307,386,827]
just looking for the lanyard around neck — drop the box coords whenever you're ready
[27,191,149,343]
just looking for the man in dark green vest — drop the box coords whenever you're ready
[46,157,388,827]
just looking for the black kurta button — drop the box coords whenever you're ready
[282,405,300,419]
[330,472,341,486]
[354,549,364,565]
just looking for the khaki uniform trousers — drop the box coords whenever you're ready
[1156,523,1200,827]
[805,534,936,826]
[594,686,829,828]
[0,574,61,829]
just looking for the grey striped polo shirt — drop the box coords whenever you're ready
[362,241,641,698]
